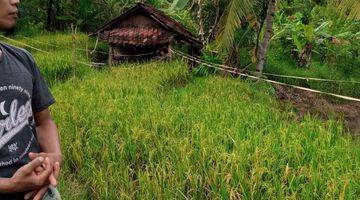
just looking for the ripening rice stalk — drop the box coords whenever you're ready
[10,34,359,199]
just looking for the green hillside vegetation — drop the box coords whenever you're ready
[1,33,359,199]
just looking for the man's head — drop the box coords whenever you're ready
[0,0,20,31]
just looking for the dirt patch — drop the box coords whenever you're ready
[274,84,360,136]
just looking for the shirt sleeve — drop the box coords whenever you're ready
[30,58,56,113]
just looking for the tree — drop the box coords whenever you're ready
[198,0,205,44]
[46,0,60,31]
[216,0,251,53]
[255,0,276,77]
[214,0,277,69]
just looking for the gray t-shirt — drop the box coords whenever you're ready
[0,42,55,199]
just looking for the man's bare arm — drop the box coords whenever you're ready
[34,108,62,162]
[23,109,63,199]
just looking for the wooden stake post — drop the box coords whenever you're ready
[168,42,173,61]
[108,45,113,68]
[71,25,77,78]
[85,38,89,60]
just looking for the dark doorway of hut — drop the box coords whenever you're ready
[89,2,203,67]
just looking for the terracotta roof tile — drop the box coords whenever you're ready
[90,3,202,49]
[101,27,174,46]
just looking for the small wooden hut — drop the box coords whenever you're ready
[90,2,203,65]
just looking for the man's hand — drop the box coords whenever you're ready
[24,152,62,200]
[29,152,63,165]
[9,157,52,193]
[29,152,63,185]
[24,162,60,200]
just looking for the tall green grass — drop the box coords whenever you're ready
[1,33,359,199]
[0,33,94,86]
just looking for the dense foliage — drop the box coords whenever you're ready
[14,0,359,72]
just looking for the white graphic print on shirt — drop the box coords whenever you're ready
[0,84,34,167]
[0,99,32,149]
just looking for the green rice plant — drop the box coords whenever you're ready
[49,61,359,199]
[1,33,96,86]
[2,33,359,199]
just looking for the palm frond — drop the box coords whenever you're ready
[216,0,252,51]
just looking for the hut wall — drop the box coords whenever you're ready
[115,13,162,29]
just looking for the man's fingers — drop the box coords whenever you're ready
[24,190,37,200]
[49,173,57,187]
[37,157,52,180]
[49,162,61,187]
[35,166,44,173]
[28,152,39,160]
[33,186,48,200]
[53,162,60,178]
[23,157,44,173]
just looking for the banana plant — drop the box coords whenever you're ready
[276,12,333,67]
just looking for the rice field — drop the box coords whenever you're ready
[1,33,359,199]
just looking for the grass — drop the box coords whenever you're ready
[0,33,95,86]
[1,33,359,199]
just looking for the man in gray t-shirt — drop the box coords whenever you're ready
[0,0,62,199]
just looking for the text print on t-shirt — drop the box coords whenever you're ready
[0,85,33,151]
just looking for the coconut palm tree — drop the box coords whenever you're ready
[216,0,276,77]
[216,0,252,53]
[169,0,283,77]
[254,0,276,77]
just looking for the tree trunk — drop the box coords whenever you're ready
[255,0,276,77]
[198,0,205,45]
[207,0,220,43]
[55,0,60,29]
[46,0,55,31]
[298,43,312,67]
[223,46,239,77]
[255,18,265,57]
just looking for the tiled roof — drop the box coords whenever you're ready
[102,27,173,46]
[90,2,202,49]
